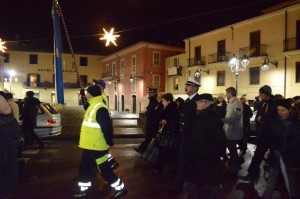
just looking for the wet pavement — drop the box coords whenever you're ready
[13,106,285,199]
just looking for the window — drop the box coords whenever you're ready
[153,75,160,87]
[174,78,179,90]
[120,59,125,75]
[26,73,40,87]
[173,58,179,67]
[296,62,300,83]
[217,71,225,86]
[131,56,136,73]
[112,62,117,78]
[80,57,88,66]
[250,31,261,57]
[217,40,226,62]
[153,52,160,66]
[105,64,110,77]
[194,46,201,61]
[249,67,260,85]
[3,53,9,63]
[131,77,136,92]
[29,54,38,64]
[120,76,124,93]
[79,75,87,87]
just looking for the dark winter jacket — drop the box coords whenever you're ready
[184,107,227,185]
[20,97,41,128]
[268,114,300,169]
[160,101,180,137]
[145,95,159,132]
[255,96,278,143]
[242,103,253,128]
[215,101,227,119]
[179,94,199,135]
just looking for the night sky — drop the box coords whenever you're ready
[0,0,286,55]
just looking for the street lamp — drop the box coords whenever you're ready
[8,69,16,92]
[261,57,278,72]
[129,75,143,83]
[228,54,249,92]
[194,68,210,77]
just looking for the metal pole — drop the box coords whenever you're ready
[235,72,238,94]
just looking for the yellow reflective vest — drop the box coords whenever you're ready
[101,94,108,107]
[79,96,109,151]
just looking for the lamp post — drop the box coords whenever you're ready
[129,75,143,83]
[228,54,249,92]
[8,69,16,92]
[261,57,278,72]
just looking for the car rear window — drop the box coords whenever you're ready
[43,103,58,114]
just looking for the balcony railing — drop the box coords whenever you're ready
[239,44,268,57]
[187,57,206,67]
[284,37,300,52]
[101,71,112,78]
[208,52,231,64]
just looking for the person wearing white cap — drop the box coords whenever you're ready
[169,77,200,194]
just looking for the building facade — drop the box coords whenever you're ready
[100,41,184,113]
[1,50,104,105]
[165,1,300,101]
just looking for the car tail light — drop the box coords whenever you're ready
[47,119,57,125]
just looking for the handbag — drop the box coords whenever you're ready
[156,125,173,147]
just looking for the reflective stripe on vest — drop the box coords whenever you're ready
[82,102,107,128]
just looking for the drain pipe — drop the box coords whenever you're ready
[284,10,287,97]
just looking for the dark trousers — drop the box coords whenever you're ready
[237,127,249,151]
[171,137,186,191]
[78,149,118,185]
[248,141,268,176]
[227,140,240,172]
[0,135,19,199]
[137,128,156,153]
[23,125,43,147]
[155,146,178,174]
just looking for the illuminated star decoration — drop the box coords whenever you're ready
[99,28,120,47]
[0,38,7,52]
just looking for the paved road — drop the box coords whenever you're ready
[15,139,284,199]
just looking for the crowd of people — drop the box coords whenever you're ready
[1,77,300,198]
[134,78,300,199]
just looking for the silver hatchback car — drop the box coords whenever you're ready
[16,100,62,138]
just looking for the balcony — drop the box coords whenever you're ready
[208,52,231,64]
[239,45,268,57]
[101,71,112,79]
[167,66,182,76]
[187,57,205,67]
[284,37,300,52]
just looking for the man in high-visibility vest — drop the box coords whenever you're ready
[74,85,127,198]
[93,79,119,170]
